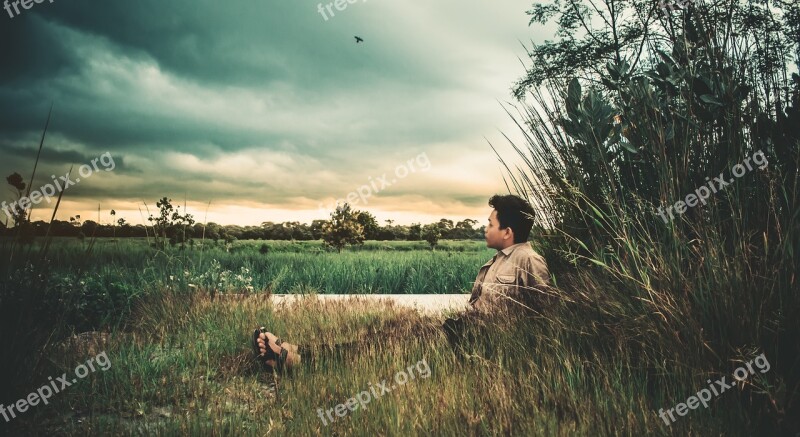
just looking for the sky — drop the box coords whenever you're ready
[0,0,552,227]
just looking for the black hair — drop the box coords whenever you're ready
[488,194,535,244]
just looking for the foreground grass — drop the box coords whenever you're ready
[5,288,776,436]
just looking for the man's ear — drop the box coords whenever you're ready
[503,227,513,240]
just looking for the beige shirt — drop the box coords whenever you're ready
[469,242,551,314]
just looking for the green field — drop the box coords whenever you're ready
[1,238,489,332]
[26,238,490,295]
[1,237,791,435]
[6,290,685,436]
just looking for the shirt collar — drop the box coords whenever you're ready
[498,241,529,257]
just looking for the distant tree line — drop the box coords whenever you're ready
[0,204,485,243]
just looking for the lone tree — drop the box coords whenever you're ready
[147,197,195,249]
[322,203,364,253]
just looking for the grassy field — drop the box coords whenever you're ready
[2,273,772,436]
[0,238,489,332]
[24,237,490,295]
[0,237,789,436]
[0,295,705,436]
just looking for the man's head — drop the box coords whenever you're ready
[484,194,535,250]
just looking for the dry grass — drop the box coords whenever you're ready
[1,281,773,436]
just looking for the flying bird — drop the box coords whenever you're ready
[354,36,364,43]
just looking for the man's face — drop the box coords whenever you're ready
[485,210,511,249]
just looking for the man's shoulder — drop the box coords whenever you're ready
[508,242,544,260]
[508,243,550,279]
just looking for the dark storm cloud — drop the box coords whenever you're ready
[1,1,360,154]
[0,0,543,224]
[0,15,80,83]
[45,1,297,86]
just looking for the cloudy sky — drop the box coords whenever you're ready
[0,0,551,226]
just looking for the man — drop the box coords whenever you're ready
[253,194,551,372]
[442,194,551,350]
[468,194,551,315]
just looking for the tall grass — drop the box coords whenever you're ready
[0,110,99,418]
[4,288,779,435]
[494,4,799,434]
